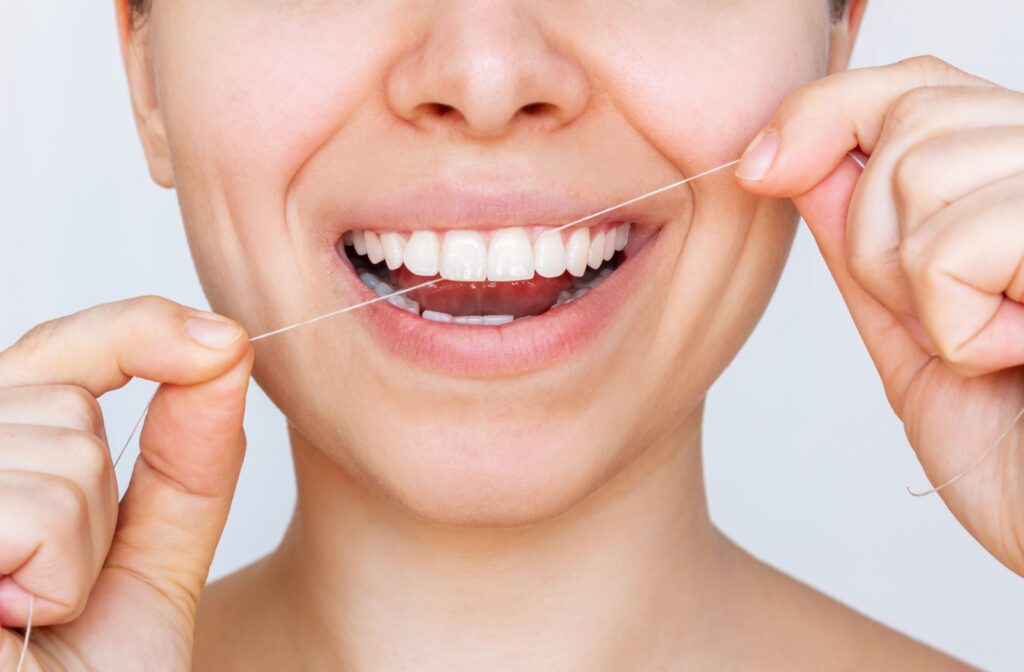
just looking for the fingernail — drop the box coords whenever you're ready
[736,129,779,182]
[187,316,243,349]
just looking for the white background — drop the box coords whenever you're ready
[2,2,1022,669]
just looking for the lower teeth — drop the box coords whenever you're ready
[355,258,616,325]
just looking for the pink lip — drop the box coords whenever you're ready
[318,183,682,235]
[323,233,659,378]
[316,184,676,377]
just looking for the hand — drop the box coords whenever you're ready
[737,56,1024,576]
[0,297,252,670]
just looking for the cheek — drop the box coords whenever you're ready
[579,1,830,166]
[154,4,387,190]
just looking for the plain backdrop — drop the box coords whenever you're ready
[2,2,1023,669]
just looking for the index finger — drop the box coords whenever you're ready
[0,296,250,397]
[734,56,993,194]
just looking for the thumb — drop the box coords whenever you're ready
[794,155,930,413]
[106,347,253,615]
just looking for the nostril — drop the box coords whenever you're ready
[427,102,458,118]
[520,102,551,116]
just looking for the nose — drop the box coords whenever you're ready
[386,3,591,140]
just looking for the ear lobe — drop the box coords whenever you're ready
[116,0,174,188]
[826,0,869,74]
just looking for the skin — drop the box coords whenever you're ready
[0,0,1021,669]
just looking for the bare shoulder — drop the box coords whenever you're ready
[193,557,296,672]
[720,548,973,671]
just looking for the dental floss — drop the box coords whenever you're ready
[14,594,32,672]
[542,159,741,237]
[907,402,1024,497]
[15,156,1014,662]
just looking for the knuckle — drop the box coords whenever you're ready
[57,428,110,485]
[118,294,179,322]
[892,144,930,198]
[898,234,926,282]
[40,475,90,530]
[887,86,944,132]
[53,385,105,435]
[844,246,876,289]
[900,54,951,79]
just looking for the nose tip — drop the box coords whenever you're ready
[386,7,590,140]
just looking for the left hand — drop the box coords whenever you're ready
[737,56,1024,576]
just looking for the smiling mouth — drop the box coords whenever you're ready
[339,223,633,325]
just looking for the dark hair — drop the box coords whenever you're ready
[130,1,849,24]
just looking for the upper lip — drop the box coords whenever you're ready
[322,183,683,235]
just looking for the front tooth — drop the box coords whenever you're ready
[614,224,631,251]
[602,229,616,261]
[353,230,368,256]
[422,310,454,323]
[454,315,486,325]
[483,315,515,326]
[440,230,487,281]
[403,231,440,276]
[380,232,407,270]
[365,231,385,264]
[373,280,395,298]
[587,230,606,269]
[533,232,567,278]
[565,228,590,277]
[487,228,534,281]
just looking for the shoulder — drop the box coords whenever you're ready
[717,549,973,671]
[193,557,295,672]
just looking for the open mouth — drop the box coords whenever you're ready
[339,223,632,325]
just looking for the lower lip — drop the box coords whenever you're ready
[326,232,659,377]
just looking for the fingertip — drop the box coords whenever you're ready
[735,128,780,183]
[186,314,246,351]
[179,311,252,380]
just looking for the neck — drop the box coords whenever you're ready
[269,405,732,670]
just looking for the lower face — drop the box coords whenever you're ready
[152,0,829,525]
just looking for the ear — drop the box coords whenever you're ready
[827,0,869,74]
[116,0,174,188]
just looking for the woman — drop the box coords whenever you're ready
[1,0,1021,668]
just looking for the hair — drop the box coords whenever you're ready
[129,1,849,24]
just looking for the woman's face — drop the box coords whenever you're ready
[129,0,839,525]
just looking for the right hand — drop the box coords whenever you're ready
[0,297,252,671]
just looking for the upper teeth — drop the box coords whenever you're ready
[345,224,631,282]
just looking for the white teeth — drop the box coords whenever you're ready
[487,228,534,281]
[614,223,631,251]
[403,231,440,277]
[565,228,590,277]
[440,230,487,281]
[533,232,567,279]
[587,230,606,270]
[423,311,515,326]
[348,224,626,282]
[371,279,394,297]
[353,230,368,256]
[364,231,385,265]
[602,230,616,261]
[422,310,454,323]
[359,272,382,291]
[380,232,407,270]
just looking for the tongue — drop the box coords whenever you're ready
[390,267,573,317]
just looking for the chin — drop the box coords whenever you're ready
[347,418,627,528]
